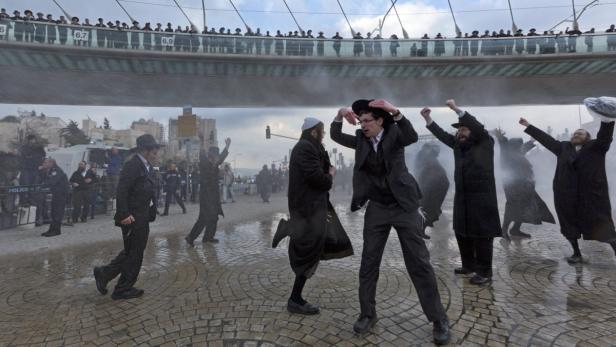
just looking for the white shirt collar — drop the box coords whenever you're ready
[136,153,150,172]
[373,129,384,143]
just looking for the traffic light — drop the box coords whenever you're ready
[266,126,271,139]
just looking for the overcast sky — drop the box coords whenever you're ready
[1,0,612,167]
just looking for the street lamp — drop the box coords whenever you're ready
[265,125,299,141]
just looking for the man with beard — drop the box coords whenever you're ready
[422,100,501,286]
[331,100,449,344]
[40,158,69,237]
[69,161,95,223]
[493,129,555,240]
[415,142,450,239]
[272,118,353,316]
[93,134,160,300]
[185,138,231,246]
[520,96,616,264]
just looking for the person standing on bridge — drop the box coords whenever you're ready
[93,134,160,300]
[331,100,449,344]
[272,117,353,316]
[185,137,231,246]
[421,100,502,286]
[520,97,616,264]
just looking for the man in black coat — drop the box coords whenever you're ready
[273,118,353,316]
[161,163,186,216]
[520,98,616,264]
[70,161,96,223]
[422,100,502,285]
[415,142,450,238]
[185,138,231,246]
[93,134,160,300]
[493,129,554,240]
[332,100,449,344]
[256,164,273,203]
[40,158,69,237]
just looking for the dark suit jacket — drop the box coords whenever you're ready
[114,154,157,227]
[330,116,422,213]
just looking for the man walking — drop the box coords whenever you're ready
[256,164,273,203]
[93,134,160,300]
[185,138,231,246]
[422,100,501,285]
[520,96,616,263]
[161,163,186,216]
[331,99,449,344]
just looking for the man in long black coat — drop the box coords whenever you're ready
[415,142,450,238]
[273,118,353,316]
[332,100,449,344]
[256,164,273,203]
[40,158,69,237]
[161,163,186,216]
[185,138,231,246]
[520,105,616,264]
[422,99,502,286]
[493,129,554,240]
[93,134,160,300]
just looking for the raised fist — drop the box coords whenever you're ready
[519,117,529,127]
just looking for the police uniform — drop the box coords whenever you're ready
[41,164,69,237]
[94,134,159,300]
[162,168,186,215]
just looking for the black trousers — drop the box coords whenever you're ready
[163,190,185,214]
[72,190,89,222]
[186,205,218,242]
[100,223,150,294]
[50,193,66,232]
[359,202,446,322]
[455,235,494,277]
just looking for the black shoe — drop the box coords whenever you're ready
[182,208,187,214]
[567,255,584,264]
[111,288,144,300]
[272,219,290,248]
[93,267,108,295]
[41,230,60,237]
[185,237,194,247]
[454,267,474,275]
[35,222,43,227]
[470,274,492,285]
[353,316,377,334]
[203,238,219,243]
[510,229,531,238]
[433,318,451,345]
[287,299,320,315]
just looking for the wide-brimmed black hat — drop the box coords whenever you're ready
[25,10,33,15]
[71,16,79,22]
[352,99,392,121]
[135,134,160,150]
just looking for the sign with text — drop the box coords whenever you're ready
[162,36,174,47]
[73,30,89,41]
[0,24,7,36]
[177,114,197,138]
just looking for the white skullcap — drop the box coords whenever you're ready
[301,117,322,131]
[584,96,616,122]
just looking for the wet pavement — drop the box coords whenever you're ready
[2,197,616,346]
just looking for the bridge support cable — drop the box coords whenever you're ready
[547,0,599,32]
[391,0,409,39]
[375,0,397,37]
[172,0,198,30]
[228,0,251,31]
[50,0,72,20]
[201,0,207,30]
[336,0,356,37]
[114,0,137,24]
[507,0,518,32]
[447,0,462,37]
[281,0,302,33]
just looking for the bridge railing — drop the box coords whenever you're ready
[1,19,616,58]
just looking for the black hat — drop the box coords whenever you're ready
[135,134,160,150]
[71,16,79,22]
[530,28,536,32]
[13,10,20,14]
[208,146,220,156]
[352,99,392,123]
[25,10,33,15]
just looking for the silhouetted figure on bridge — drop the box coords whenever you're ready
[275,30,284,55]
[332,32,342,57]
[514,29,524,54]
[353,32,363,56]
[584,28,595,52]
[470,31,479,56]
[11,10,23,42]
[607,25,616,51]
[389,34,399,56]
[526,28,539,54]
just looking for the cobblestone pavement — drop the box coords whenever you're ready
[2,197,616,347]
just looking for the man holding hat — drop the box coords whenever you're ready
[93,134,160,300]
[331,99,450,344]
[185,138,231,246]
[421,99,501,286]
[520,96,616,263]
[273,117,353,316]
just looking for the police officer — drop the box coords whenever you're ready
[40,158,69,237]
[161,163,186,216]
[93,134,160,300]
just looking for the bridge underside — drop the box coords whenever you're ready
[1,43,615,108]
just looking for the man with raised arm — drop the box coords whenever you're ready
[421,100,502,285]
[331,99,449,345]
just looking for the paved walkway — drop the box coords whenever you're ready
[1,195,616,346]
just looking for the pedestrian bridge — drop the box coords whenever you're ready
[0,20,615,107]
